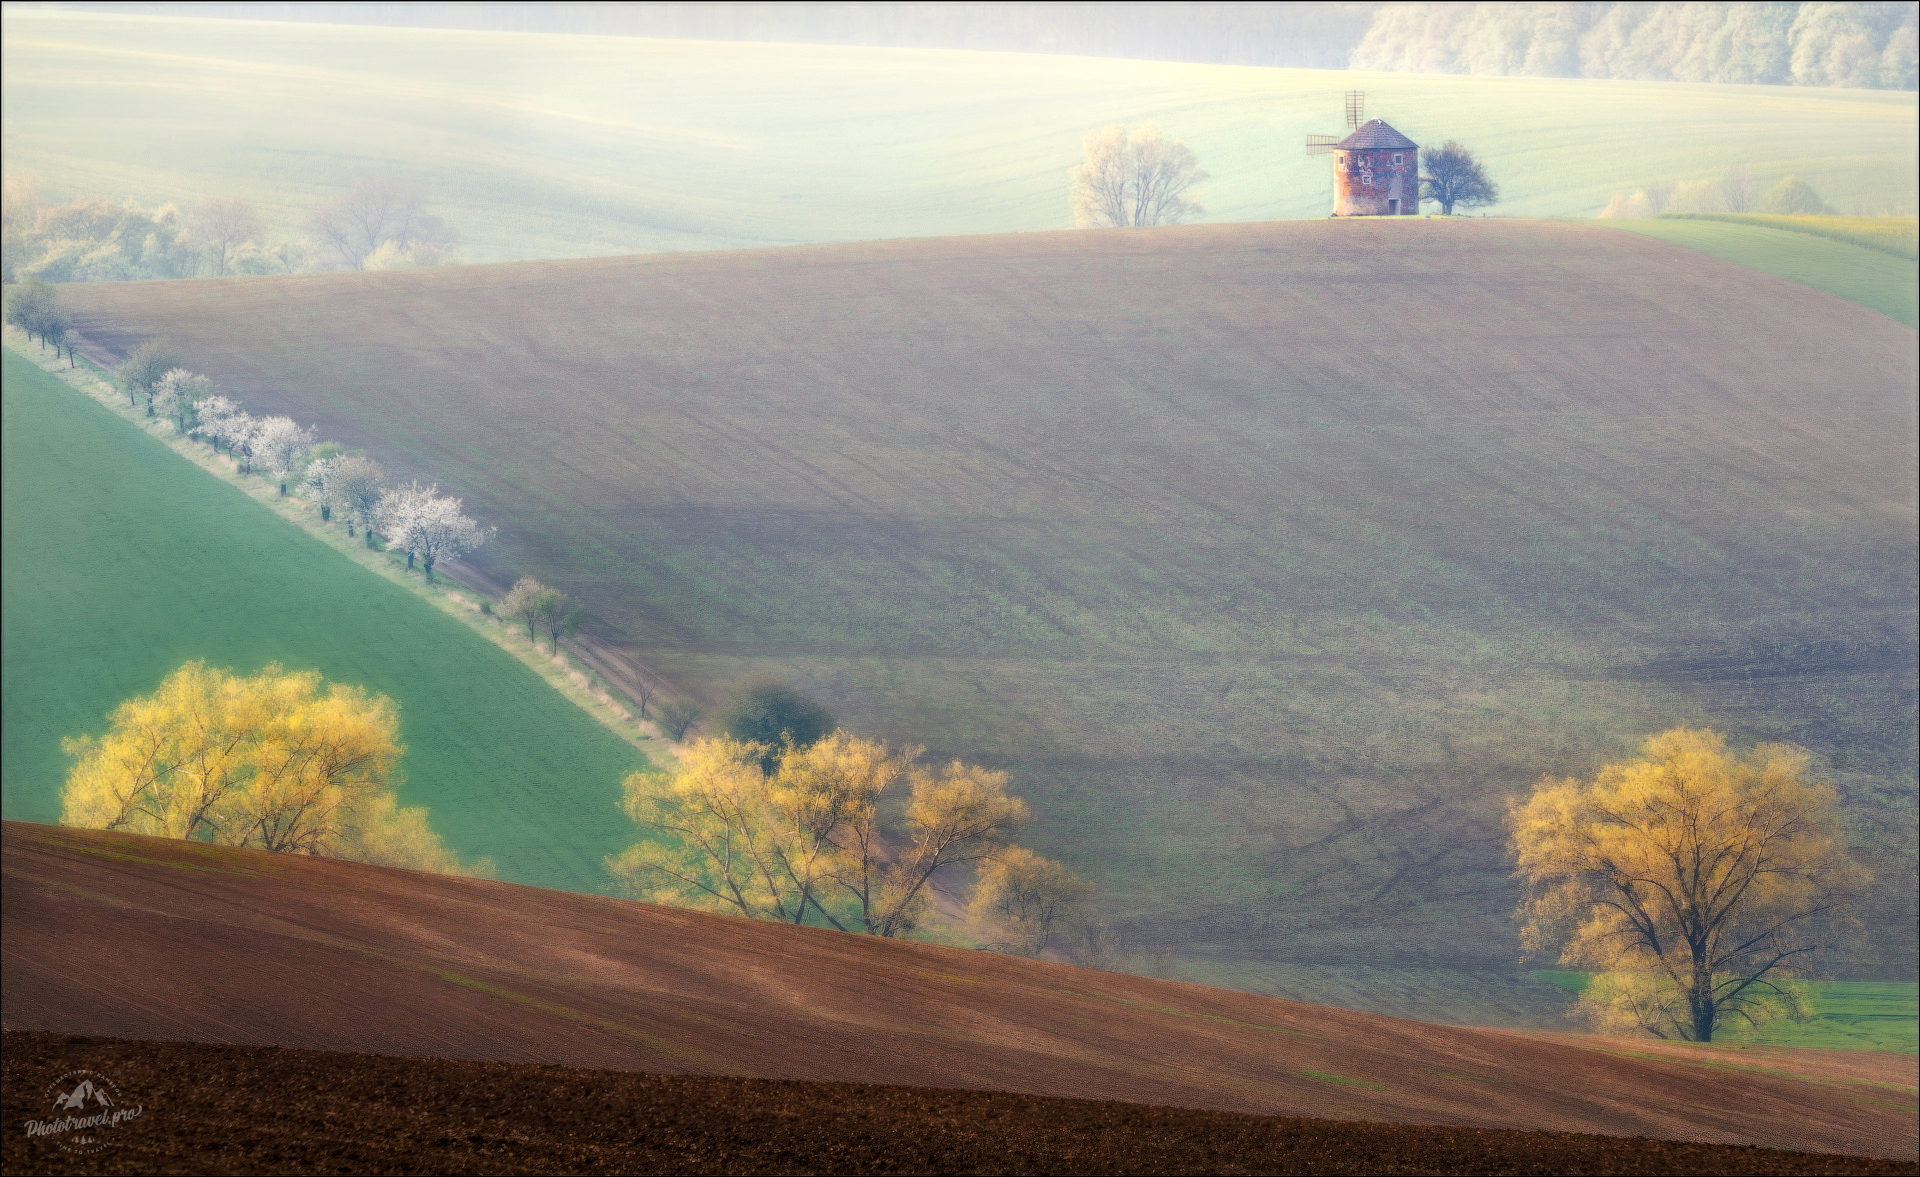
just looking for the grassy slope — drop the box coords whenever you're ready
[1534,974,1918,1054]
[1748,984,1920,1054]
[0,350,648,892]
[1661,214,1919,258]
[3,9,1915,263]
[60,219,1918,995]
[1595,217,1919,327]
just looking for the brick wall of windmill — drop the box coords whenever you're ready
[1335,148,1418,216]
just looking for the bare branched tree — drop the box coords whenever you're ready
[1720,164,1756,214]
[305,178,458,271]
[187,197,265,277]
[656,699,703,741]
[1070,124,1207,228]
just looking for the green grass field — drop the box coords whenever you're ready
[1660,214,1919,259]
[1533,974,1918,1053]
[1594,217,1920,327]
[0,348,650,893]
[61,218,1918,1004]
[3,9,1914,263]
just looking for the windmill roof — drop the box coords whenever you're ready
[1336,119,1418,150]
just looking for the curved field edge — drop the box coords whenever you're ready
[0,337,657,892]
[1658,214,1919,260]
[5,822,1915,1162]
[1585,216,1920,327]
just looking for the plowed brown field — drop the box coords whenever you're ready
[4,823,1914,1164]
[6,1034,1914,1176]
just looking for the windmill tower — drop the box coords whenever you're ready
[1306,92,1420,217]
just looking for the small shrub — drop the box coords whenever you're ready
[1758,175,1830,216]
[656,698,703,741]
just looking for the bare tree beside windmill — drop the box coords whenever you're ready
[1070,125,1208,229]
[1306,92,1420,217]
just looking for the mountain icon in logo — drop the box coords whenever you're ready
[52,1079,113,1111]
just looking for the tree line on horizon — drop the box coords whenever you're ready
[2,173,459,285]
[1354,1,1917,89]
[220,2,1918,90]
[1598,169,1848,219]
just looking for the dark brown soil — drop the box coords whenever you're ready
[4,1033,1913,1177]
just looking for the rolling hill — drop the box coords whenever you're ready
[57,217,1919,1004]
[5,821,1915,1164]
[0,349,650,892]
[2,7,1915,264]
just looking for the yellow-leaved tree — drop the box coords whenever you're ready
[607,731,1043,937]
[1509,727,1866,1042]
[969,845,1093,957]
[61,661,483,875]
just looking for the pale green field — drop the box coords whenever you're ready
[3,9,1915,264]
[1590,217,1920,327]
[1661,214,1919,258]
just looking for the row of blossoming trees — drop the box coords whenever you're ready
[119,340,490,580]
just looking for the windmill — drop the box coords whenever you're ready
[1304,90,1364,157]
[1303,91,1419,216]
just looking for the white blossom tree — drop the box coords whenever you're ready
[304,454,342,521]
[377,479,432,569]
[191,395,252,458]
[152,368,214,435]
[380,480,489,580]
[332,456,386,544]
[252,416,316,494]
[228,413,261,473]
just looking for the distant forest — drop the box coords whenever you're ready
[1352,2,1918,89]
[34,1,1920,88]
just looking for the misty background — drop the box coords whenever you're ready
[13,2,1920,87]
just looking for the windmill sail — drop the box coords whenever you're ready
[1305,134,1340,156]
[1345,90,1365,128]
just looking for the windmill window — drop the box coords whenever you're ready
[1394,154,1404,165]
